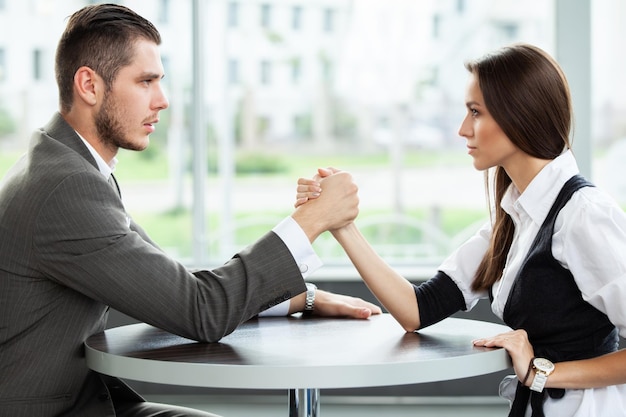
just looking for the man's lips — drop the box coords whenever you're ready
[143,119,158,133]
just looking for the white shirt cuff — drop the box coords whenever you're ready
[272,216,323,279]
[259,217,323,317]
[258,301,290,317]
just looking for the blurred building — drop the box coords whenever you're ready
[0,0,84,147]
[0,0,352,152]
[2,0,624,156]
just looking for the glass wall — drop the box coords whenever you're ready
[0,0,622,274]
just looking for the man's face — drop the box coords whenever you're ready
[95,39,169,152]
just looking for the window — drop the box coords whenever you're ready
[32,49,42,81]
[161,55,170,83]
[260,60,271,85]
[456,0,466,14]
[292,6,302,30]
[228,2,238,28]
[257,116,271,139]
[321,58,332,83]
[291,58,301,83]
[158,0,169,24]
[433,14,441,39]
[323,8,334,32]
[293,114,311,138]
[496,22,519,40]
[228,59,239,84]
[260,3,271,28]
[7,0,622,272]
[0,49,5,81]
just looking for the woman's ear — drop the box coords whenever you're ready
[73,66,99,107]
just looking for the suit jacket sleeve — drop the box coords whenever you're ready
[33,169,305,342]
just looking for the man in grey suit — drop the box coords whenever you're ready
[0,4,381,417]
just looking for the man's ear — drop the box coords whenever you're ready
[73,66,100,107]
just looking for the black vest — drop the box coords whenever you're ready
[498,175,619,417]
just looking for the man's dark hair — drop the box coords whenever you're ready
[55,3,162,113]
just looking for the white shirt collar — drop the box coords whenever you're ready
[76,133,118,179]
[501,149,580,227]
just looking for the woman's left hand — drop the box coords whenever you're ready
[294,167,340,208]
[473,329,535,386]
[295,178,322,207]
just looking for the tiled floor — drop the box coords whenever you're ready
[146,395,510,417]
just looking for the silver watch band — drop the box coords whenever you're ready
[304,283,316,314]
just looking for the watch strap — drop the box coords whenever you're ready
[522,357,535,386]
[530,371,548,392]
[303,283,316,315]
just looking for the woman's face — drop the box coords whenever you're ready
[458,73,521,172]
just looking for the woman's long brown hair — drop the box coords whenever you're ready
[467,44,573,292]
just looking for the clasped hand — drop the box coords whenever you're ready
[291,167,382,319]
[291,167,358,242]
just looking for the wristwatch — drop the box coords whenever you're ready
[303,283,317,315]
[530,357,555,392]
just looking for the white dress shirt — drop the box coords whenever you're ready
[438,150,626,416]
[77,134,116,177]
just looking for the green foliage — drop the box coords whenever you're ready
[332,99,358,139]
[206,151,289,175]
[0,144,491,263]
[114,149,170,180]
[133,209,194,256]
[0,152,21,179]
[265,30,284,43]
[293,113,312,138]
[438,208,486,235]
[235,152,289,175]
[131,206,486,261]
[0,107,16,137]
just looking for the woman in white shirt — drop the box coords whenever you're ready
[296,43,626,417]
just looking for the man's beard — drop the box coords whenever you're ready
[95,93,147,152]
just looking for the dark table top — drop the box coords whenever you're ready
[85,314,512,389]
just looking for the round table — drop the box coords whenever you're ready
[85,314,512,416]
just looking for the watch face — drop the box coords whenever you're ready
[533,357,555,373]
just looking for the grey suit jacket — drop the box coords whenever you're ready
[0,113,306,417]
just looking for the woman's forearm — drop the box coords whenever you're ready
[548,349,626,389]
[332,222,421,331]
